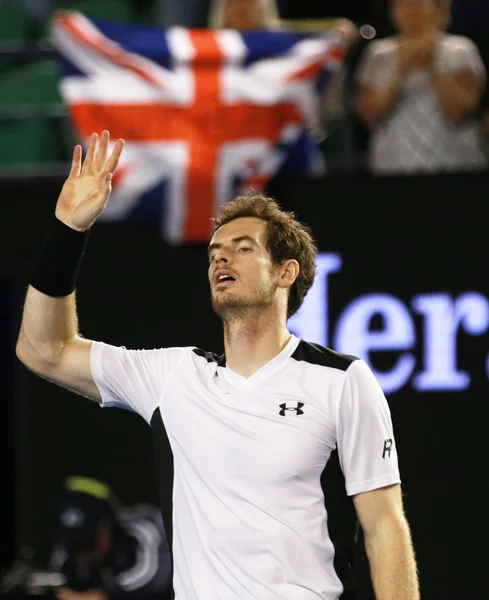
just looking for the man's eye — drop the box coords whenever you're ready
[239,247,251,253]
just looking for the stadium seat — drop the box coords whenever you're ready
[0,2,30,43]
[55,0,134,22]
[0,120,64,164]
[0,61,72,164]
[0,61,62,107]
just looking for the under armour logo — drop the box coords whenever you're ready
[382,439,393,459]
[279,402,304,417]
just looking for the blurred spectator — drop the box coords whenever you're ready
[209,0,324,179]
[209,0,360,173]
[208,0,357,40]
[356,0,487,174]
[49,477,171,600]
[208,0,280,30]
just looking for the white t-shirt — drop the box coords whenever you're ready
[91,335,400,600]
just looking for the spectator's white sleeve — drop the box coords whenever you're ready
[90,341,188,423]
[337,360,401,496]
[440,36,486,83]
[356,40,398,87]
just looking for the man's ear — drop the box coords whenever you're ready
[278,259,300,290]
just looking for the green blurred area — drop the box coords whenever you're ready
[0,0,159,168]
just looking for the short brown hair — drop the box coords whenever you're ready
[213,194,317,318]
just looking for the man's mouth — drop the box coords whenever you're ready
[214,271,237,286]
[216,275,236,286]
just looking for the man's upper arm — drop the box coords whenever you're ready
[20,336,190,421]
[21,336,102,402]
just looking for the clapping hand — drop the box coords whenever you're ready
[398,34,438,75]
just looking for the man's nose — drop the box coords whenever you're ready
[216,255,229,265]
[214,250,230,264]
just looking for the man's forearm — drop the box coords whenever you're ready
[364,513,420,600]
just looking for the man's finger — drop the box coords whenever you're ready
[69,145,82,178]
[104,139,125,175]
[81,133,98,173]
[94,130,110,171]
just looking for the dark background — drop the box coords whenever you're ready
[0,283,15,570]
[2,172,489,598]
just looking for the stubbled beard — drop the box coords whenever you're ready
[211,291,272,321]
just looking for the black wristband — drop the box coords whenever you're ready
[30,218,90,297]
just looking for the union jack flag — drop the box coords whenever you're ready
[52,12,345,244]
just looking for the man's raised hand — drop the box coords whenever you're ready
[55,131,125,232]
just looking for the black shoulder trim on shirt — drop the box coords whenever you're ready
[192,347,226,367]
[291,340,359,372]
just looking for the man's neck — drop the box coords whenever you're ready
[222,309,292,379]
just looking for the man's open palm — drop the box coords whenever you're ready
[55,131,125,232]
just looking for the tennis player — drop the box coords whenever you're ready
[17,131,419,600]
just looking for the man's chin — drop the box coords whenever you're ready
[211,294,251,319]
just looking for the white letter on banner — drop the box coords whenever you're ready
[333,294,416,394]
[413,293,489,391]
[288,253,342,347]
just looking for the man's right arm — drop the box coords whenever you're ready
[16,131,125,402]
[16,286,99,401]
